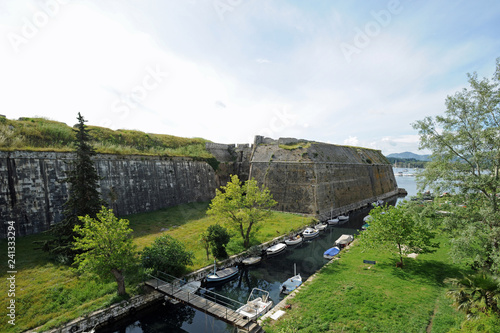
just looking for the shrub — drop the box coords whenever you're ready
[141,235,194,277]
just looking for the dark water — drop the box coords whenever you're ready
[102,170,416,333]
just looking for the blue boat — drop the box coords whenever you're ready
[323,246,340,260]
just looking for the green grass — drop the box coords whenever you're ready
[0,202,308,333]
[263,233,467,333]
[0,116,214,159]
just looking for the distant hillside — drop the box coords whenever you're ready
[0,116,214,159]
[386,152,430,161]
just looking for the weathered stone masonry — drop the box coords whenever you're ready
[0,151,216,237]
[1,136,398,238]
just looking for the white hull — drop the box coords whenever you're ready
[266,243,287,256]
[284,235,303,246]
[302,227,319,239]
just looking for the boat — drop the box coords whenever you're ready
[235,288,273,320]
[206,261,239,283]
[337,215,349,221]
[315,223,327,231]
[241,256,262,266]
[363,215,372,222]
[302,227,319,239]
[266,243,287,256]
[280,264,302,294]
[361,223,369,230]
[334,234,354,247]
[284,234,303,246]
[180,280,201,293]
[323,246,340,259]
[327,218,339,225]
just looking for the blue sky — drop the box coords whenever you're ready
[1,0,499,154]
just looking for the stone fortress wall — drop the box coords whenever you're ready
[1,136,397,238]
[0,151,216,237]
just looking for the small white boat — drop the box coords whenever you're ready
[242,256,262,266]
[280,264,302,294]
[266,243,287,256]
[302,227,319,239]
[315,223,327,231]
[206,261,239,283]
[363,215,372,222]
[180,280,201,293]
[327,218,339,225]
[337,215,349,221]
[236,288,273,320]
[334,234,354,247]
[284,234,303,246]
[323,246,340,260]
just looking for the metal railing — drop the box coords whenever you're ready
[147,272,255,329]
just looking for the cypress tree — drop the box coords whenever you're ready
[41,113,105,262]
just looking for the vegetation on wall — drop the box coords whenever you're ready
[0,116,214,160]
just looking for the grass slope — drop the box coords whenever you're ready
[0,116,213,158]
[263,233,466,333]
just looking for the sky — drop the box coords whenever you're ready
[1,0,499,155]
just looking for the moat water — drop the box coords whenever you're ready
[100,168,418,333]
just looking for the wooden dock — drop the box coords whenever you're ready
[145,278,263,333]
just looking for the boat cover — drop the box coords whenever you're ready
[323,246,340,257]
[335,234,354,245]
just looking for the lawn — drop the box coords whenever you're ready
[262,233,467,333]
[0,202,309,333]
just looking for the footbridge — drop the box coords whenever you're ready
[145,272,263,333]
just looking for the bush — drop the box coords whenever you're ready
[141,235,194,277]
[207,224,231,259]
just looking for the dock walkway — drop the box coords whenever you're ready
[146,274,263,333]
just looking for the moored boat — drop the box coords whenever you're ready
[327,218,340,225]
[236,288,273,320]
[323,246,340,260]
[338,215,349,221]
[315,223,327,231]
[242,256,262,266]
[266,243,287,256]
[280,264,302,294]
[206,261,239,283]
[334,234,354,247]
[284,234,303,246]
[302,227,319,239]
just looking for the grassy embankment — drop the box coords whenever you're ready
[0,202,309,333]
[0,116,214,160]
[262,231,467,333]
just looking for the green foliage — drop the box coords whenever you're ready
[445,272,500,319]
[0,116,215,159]
[358,202,438,266]
[206,174,277,248]
[413,58,500,274]
[73,206,139,296]
[206,224,231,259]
[42,113,105,260]
[449,311,500,333]
[141,234,194,277]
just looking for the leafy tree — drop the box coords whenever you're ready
[207,174,277,248]
[199,231,210,260]
[412,58,500,272]
[42,113,105,261]
[358,203,438,266]
[73,206,138,296]
[445,272,500,319]
[141,235,194,277]
[206,224,231,259]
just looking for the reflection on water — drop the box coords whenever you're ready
[103,195,406,332]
